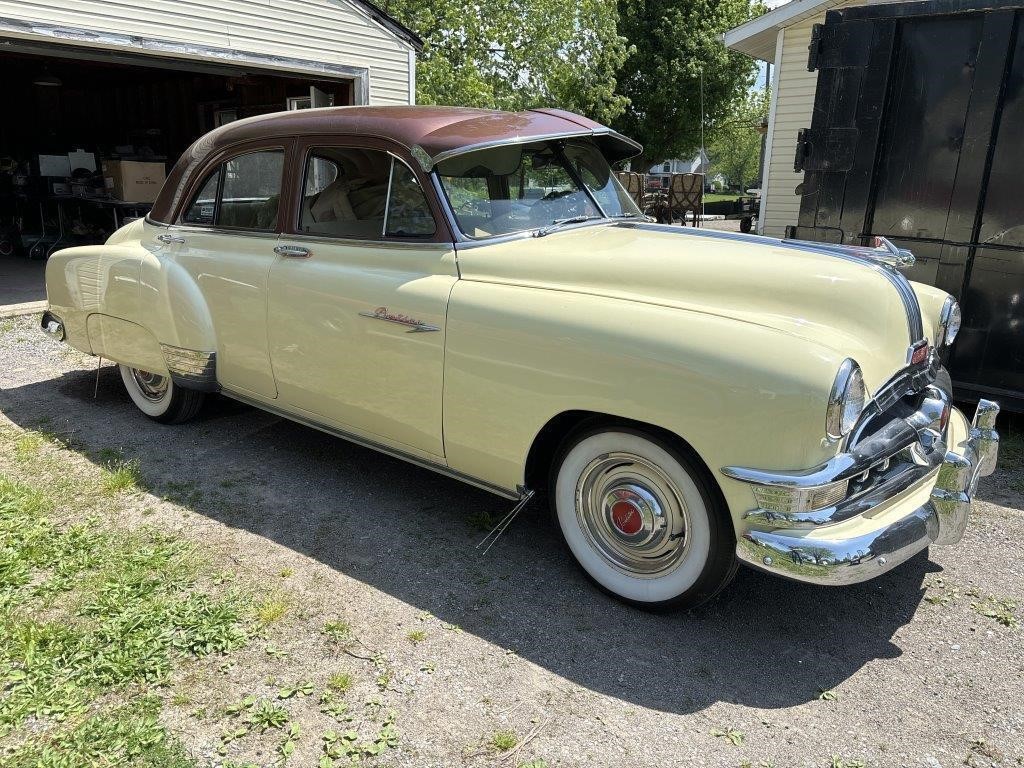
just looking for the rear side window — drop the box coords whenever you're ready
[179,149,284,231]
[299,147,435,240]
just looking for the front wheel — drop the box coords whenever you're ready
[551,427,737,610]
[119,364,205,424]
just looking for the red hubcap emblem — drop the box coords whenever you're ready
[610,500,643,536]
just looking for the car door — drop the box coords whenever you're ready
[168,144,289,399]
[266,140,457,459]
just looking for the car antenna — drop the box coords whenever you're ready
[476,489,536,555]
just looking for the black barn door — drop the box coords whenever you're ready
[790,1,1024,408]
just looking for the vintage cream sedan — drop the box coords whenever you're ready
[42,106,1000,609]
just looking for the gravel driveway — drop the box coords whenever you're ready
[1,313,1021,768]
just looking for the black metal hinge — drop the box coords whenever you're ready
[794,127,859,173]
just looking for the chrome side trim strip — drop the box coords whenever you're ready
[616,222,925,345]
[219,389,521,501]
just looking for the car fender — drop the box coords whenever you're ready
[442,280,843,522]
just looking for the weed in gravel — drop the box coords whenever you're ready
[278,680,315,699]
[278,567,294,578]
[518,761,550,768]
[321,712,399,765]
[13,433,44,461]
[319,690,352,721]
[265,643,289,658]
[256,594,291,625]
[406,629,427,644]
[490,729,518,752]
[101,457,144,495]
[818,688,838,701]
[328,671,354,693]
[246,699,290,732]
[830,758,866,768]
[972,595,1019,628]
[278,721,302,759]
[711,727,745,746]
[323,618,352,642]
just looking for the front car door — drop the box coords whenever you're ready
[266,139,457,459]
[168,144,291,399]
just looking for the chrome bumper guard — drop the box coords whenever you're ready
[725,395,1000,586]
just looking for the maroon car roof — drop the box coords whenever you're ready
[149,105,642,223]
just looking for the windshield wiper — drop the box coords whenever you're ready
[534,215,603,237]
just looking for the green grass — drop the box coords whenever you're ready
[406,629,427,644]
[0,475,250,764]
[489,729,518,752]
[703,193,742,204]
[255,594,291,625]
[100,457,144,495]
[327,671,354,693]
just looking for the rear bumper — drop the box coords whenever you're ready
[731,398,999,586]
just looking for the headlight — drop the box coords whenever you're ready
[937,296,962,347]
[826,359,866,440]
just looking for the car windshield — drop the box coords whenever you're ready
[436,139,642,239]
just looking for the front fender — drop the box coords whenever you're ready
[442,281,842,522]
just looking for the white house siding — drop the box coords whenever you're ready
[759,0,925,237]
[0,0,414,105]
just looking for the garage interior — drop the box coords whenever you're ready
[0,42,354,267]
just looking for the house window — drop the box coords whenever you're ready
[662,162,671,173]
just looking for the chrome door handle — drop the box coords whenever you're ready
[274,245,311,258]
[156,234,185,244]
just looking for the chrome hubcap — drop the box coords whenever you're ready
[130,369,169,402]
[575,452,690,577]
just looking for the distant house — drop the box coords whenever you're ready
[646,150,712,189]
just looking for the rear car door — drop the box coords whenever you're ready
[266,139,457,459]
[168,144,290,399]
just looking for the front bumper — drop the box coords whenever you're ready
[726,397,1000,586]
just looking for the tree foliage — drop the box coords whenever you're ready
[613,0,765,166]
[380,0,631,124]
[707,87,771,190]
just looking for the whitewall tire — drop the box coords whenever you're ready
[551,426,737,610]
[119,364,205,424]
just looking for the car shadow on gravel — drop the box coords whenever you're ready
[2,366,939,715]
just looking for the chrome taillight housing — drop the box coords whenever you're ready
[826,359,866,441]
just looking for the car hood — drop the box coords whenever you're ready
[454,222,929,394]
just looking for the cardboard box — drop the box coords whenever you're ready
[101,160,166,203]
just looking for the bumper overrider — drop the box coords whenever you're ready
[723,387,1000,586]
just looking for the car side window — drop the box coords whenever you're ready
[179,149,284,231]
[299,147,435,239]
[181,169,220,225]
[220,151,284,231]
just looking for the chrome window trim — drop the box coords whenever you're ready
[280,231,452,251]
[170,224,281,240]
[427,128,641,170]
[296,148,438,244]
[381,157,395,238]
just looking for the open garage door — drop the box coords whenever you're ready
[0,41,356,270]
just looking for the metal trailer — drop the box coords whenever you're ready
[788,0,1024,411]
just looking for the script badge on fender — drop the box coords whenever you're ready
[358,306,440,333]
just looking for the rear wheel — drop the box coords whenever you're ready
[550,426,737,610]
[119,364,205,424]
